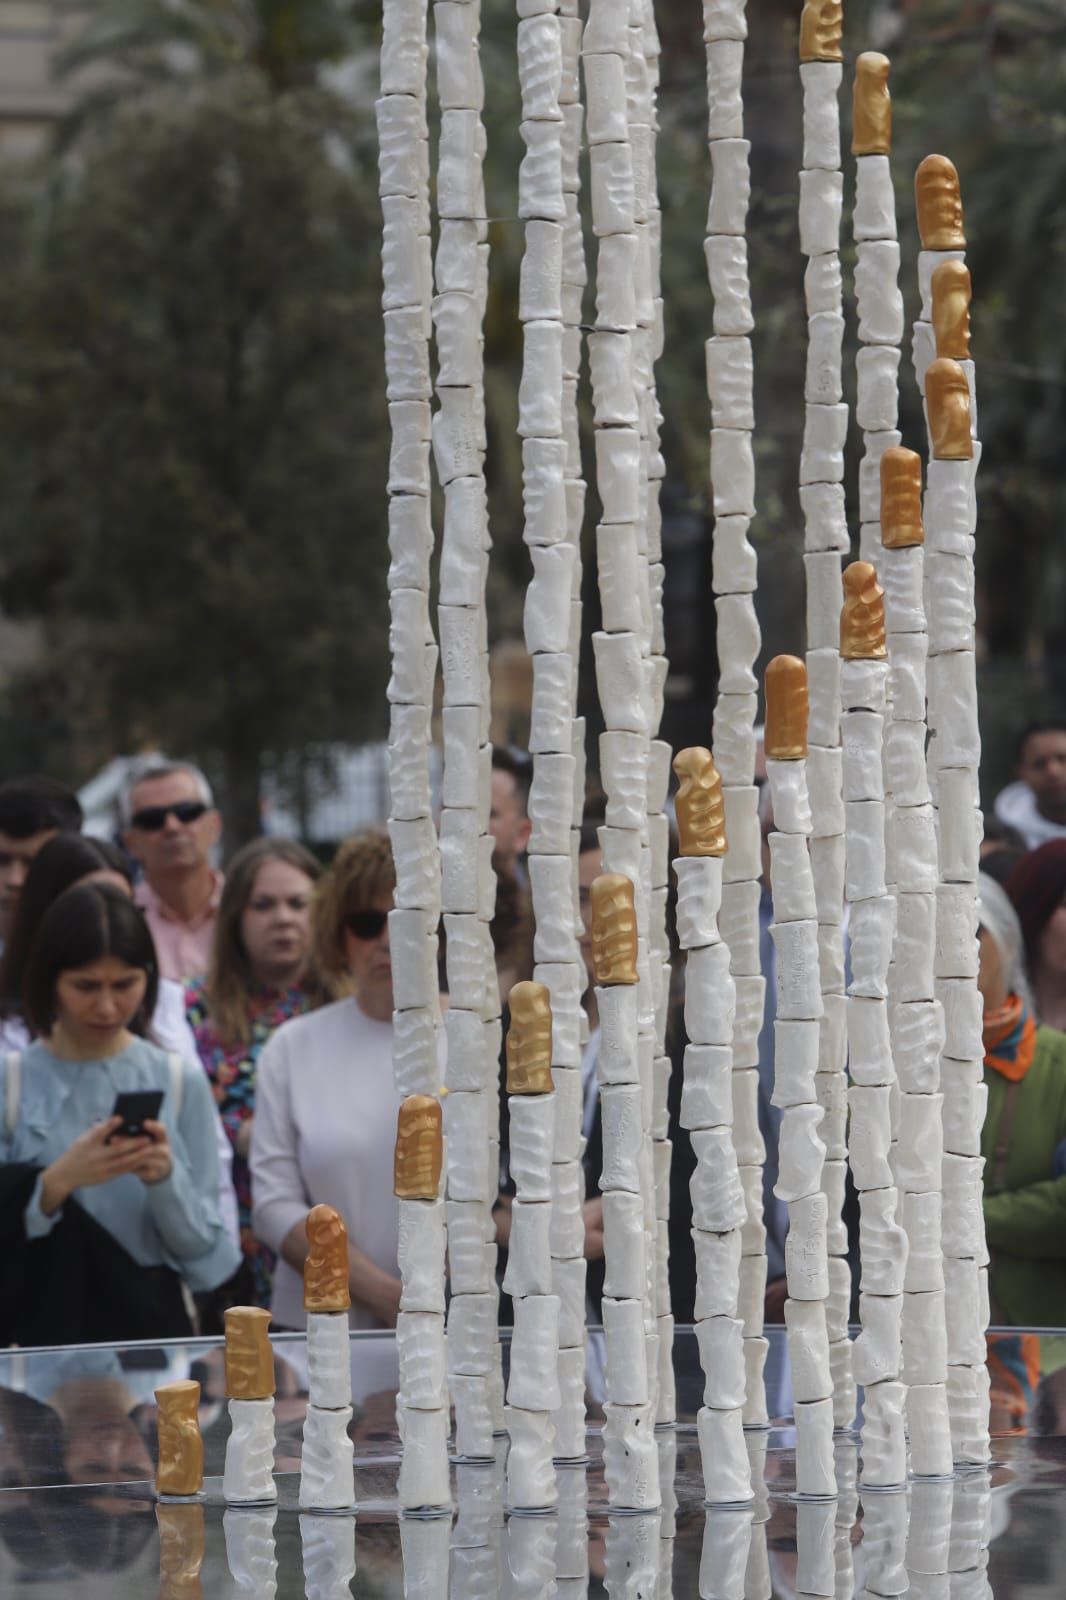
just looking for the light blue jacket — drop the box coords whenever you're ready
[0,1038,240,1292]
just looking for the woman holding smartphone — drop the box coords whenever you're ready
[0,882,239,1344]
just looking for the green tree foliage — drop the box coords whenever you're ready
[0,77,390,841]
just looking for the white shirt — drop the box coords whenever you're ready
[994,780,1066,851]
[251,996,403,1331]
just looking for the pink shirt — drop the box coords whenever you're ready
[136,872,223,983]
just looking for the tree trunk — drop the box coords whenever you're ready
[220,745,262,858]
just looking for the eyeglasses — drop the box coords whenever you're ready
[129,801,208,831]
[345,909,388,942]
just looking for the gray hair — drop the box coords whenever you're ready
[977,871,1033,1013]
[121,758,214,826]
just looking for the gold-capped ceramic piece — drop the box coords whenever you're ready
[224,1306,276,1399]
[799,0,843,62]
[764,656,809,761]
[880,447,925,549]
[304,1204,352,1312]
[394,1095,444,1201]
[155,1379,204,1498]
[673,747,727,858]
[931,258,972,361]
[916,154,966,250]
[590,874,639,986]
[841,562,888,661]
[853,52,891,155]
[925,357,974,460]
[506,981,554,1095]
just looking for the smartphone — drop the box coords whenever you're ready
[109,1089,164,1140]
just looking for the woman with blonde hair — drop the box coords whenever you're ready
[251,831,421,1330]
[186,837,324,1306]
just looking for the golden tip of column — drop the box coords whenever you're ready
[304,1203,352,1312]
[223,1306,275,1399]
[590,873,639,986]
[764,655,809,760]
[840,562,888,660]
[506,981,554,1095]
[799,0,843,62]
[394,1094,443,1201]
[926,356,974,460]
[916,154,966,249]
[852,52,891,155]
[880,446,925,548]
[672,747,727,857]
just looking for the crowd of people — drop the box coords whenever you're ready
[1,717,1066,1350]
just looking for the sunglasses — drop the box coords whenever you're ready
[345,909,389,942]
[130,801,208,832]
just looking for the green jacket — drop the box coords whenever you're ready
[982,1024,1066,1327]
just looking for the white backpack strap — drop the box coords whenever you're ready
[4,1050,21,1140]
[167,1052,184,1122]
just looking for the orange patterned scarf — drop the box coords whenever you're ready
[983,993,1038,1082]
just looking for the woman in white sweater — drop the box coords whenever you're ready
[251,833,417,1331]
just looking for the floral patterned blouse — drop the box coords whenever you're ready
[186,976,318,1307]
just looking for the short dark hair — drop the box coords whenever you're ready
[491,746,533,812]
[0,777,82,840]
[0,834,133,1012]
[1017,719,1066,763]
[22,882,159,1038]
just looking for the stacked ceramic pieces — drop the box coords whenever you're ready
[878,446,954,1480]
[851,53,905,565]
[673,747,753,1506]
[502,982,560,1510]
[590,872,660,1511]
[515,0,587,1474]
[796,0,854,1432]
[838,564,909,1491]
[300,1208,357,1512]
[583,0,662,1474]
[763,655,835,1501]
[701,0,768,1433]
[625,0,675,1432]
[301,1518,357,1600]
[222,1308,277,1507]
[394,1101,451,1512]
[224,1506,278,1598]
[912,155,990,1470]
[433,0,507,1465]
[658,1430,678,1584]
[378,0,443,1110]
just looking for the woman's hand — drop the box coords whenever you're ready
[130,1119,173,1186]
[40,1118,152,1215]
[234,1117,254,1161]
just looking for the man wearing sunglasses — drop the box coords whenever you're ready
[123,760,223,982]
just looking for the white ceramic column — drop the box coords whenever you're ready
[797,4,853,1431]
[702,0,768,1432]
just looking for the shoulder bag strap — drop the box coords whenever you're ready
[4,1050,20,1139]
[167,1052,184,1122]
